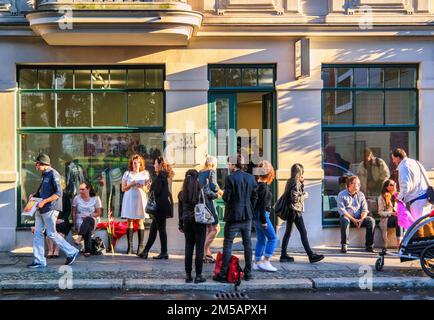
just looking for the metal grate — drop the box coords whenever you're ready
[215,292,249,300]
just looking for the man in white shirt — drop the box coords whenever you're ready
[391,148,432,220]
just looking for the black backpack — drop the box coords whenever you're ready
[91,237,105,255]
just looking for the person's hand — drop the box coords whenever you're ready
[179,227,184,233]
[262,223,268,230]
[218,189,224,197]
[56,219,64,224]
[28,193,35,201]
[304,192,309,199]
[128,181,138,189]
[37,200,46,209]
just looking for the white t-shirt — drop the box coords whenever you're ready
[72,195,102,230]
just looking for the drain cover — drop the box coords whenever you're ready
[215,292,249,300]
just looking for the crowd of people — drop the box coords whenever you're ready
[26,146,433,284]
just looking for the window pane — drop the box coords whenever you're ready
[128,69,145,89]
[55,70,74,89]
[321,68,335,87]
[353,68,368,87]
[145,69,163,89]
[21,92,55,127]
[354,91,384,124]
[323,131,416,220]
[92,70,109,89]
[258,68,273,86]
[128,92,163,127]
[74,70,91,89]
[242,68,258,87]
[19,69,37,89]
[400,68,417,88]
[20,132,164,225]
[38,70,54,89]
[226,68,241,87]
[369,68,383,88]
[110,69,126,89]
[93,92,126,126]
[336,68,352,87]
[322,91,352,125]
[210,68,225,87]
[57,93,91,127]
[384,68,400,88]
[385,91,417,125]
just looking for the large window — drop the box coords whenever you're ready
[18,66,165,227]
[321,64,418,226]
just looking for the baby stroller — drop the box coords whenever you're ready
[375,210,434,278]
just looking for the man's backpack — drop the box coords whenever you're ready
[214,252,244,286]
[91,237,105,255]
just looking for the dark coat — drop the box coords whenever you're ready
[150,172,173,219]
[222,170,258,222]
[254,182,272,225]
[177,191,198,230]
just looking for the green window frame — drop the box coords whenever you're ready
[17,65,166,229]
[321,64,419,227]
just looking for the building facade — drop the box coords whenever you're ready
[1,0,434,252]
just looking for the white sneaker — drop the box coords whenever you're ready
[252,262,261,271]
[259,260,277,272]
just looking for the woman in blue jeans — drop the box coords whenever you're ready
[253,160,278,272]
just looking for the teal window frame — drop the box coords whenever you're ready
[321,63,419,227]
[16,65,166,229]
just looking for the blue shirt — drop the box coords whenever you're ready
[337,189,368,219]
[35,167,63,214]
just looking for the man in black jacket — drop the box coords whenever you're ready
[213,154,258,282]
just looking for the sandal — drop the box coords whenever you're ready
[205,255,216,263]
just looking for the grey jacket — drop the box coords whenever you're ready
[285,180,307,213]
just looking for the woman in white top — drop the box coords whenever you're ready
[72,182,102,257]
[121,154,151,255]
[377,179,402,249]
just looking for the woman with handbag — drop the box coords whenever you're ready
[198,155,221,263]
[178,169,207,283]
[280,163,324,264]
[121,154,151,255]
[140,156,174,259]
[377,179,403,248]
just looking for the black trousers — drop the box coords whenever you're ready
[219,220,252,277]
[281,211,313,257]
[79,216,95,254]
[144,216,168,254]
[183,220,207,276]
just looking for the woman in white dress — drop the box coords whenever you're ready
[121,154,151,255]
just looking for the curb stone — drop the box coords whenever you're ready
[312,277,434,290]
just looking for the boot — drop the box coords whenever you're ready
[126,228,133,255]
[136,229,145,256]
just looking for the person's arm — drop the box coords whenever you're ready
[209,170,219,193]
[250,179,258,211]
[121,172,137,193]
[93,197,102,218]
[178,193,184,231]
[222,176,233,203]
[380,159,390,181]
[71,206,77,231]
[256,185,267,225]
[359,194,369,222]
[337,192,358,224]
[397,165,410,202]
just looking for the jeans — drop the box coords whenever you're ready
[281,211,313,257]
[34,210,79,265]
[144,216,168,254]
[255,211,277,261]
[79,217,95,254]
[340,215,376,248]
[219,220,252,277]
[183,220,207,276]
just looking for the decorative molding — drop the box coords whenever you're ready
[215,0,286,16]
[347,0,415,15]
[0,0,18,15]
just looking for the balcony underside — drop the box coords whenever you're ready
[26,4,203,46]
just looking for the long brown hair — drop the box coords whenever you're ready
[155,156,175,178]
[128,154,145,172]
[381,179,397,206]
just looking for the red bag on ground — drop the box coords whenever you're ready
[214,252,244,285]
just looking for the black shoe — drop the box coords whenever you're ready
[153,253,169,260]
[27,262,46,269]
[341,245,348,253]
[185,274,193,283]
[366,246,375,253]
[309,253,325,264]
[244,273,253,281]
[138,250,149,259]
[65,250,79,266]
[280,254,295,262]
[213,274,228,283]
[136,229,145,256]
[194,275,207,284]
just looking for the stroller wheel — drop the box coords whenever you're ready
[375,256,384,272]
[420,244,434,279]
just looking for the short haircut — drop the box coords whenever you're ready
[391,148,407,160]
[346,176,360,188]
[227,154,246,170]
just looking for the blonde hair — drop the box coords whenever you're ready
[204,155,217,169]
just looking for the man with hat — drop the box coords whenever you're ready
[27,154,79,268]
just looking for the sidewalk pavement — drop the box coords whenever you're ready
[0,247,433,292]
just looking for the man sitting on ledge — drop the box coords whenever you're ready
[337,176,376,254]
